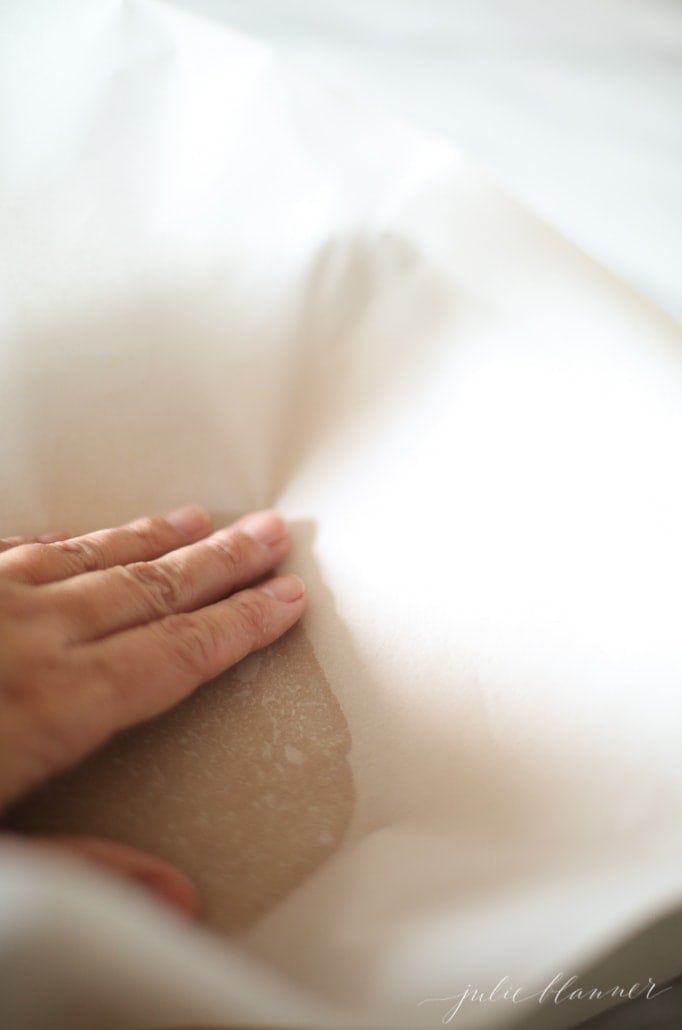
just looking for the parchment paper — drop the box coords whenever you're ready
[1,2,681,1027]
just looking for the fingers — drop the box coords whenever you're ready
[22,834,197,917]
[0,505,212,584]
[0,531,70,554]
[50,510,290,642]
[79,574,306,730]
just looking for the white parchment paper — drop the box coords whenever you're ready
[0,2,680,1027]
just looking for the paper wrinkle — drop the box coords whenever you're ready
[0,1,681,1028]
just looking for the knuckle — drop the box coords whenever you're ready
[161,612,219,674]
[208,531,250,578]
[81,646,117,689]
[233,591,272,646]
[79,649,123,712]
[8,543,53,583]
[125,561,186,617]
[129,516,164,550]
[1,659,44,709]
[53,536,109,573]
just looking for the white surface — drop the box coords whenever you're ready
[177,0,682,319]
[0,0,681,1027]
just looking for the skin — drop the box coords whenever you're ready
[0,504,306,917]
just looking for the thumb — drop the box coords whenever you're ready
[19,834,198,917]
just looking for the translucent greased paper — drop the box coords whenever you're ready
[0,2,681,1027]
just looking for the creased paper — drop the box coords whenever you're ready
[1,1,681,1027]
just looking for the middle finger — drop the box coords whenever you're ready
[46,510,290,642]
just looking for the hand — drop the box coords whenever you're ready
[0,505,305,915]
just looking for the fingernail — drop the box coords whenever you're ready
[240,510,288,547]
[259,574,305,602]
[164,504,211,537]
[135,868,199,920]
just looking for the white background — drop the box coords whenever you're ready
[176,0,682,319]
